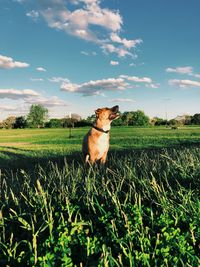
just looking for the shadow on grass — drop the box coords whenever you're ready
[0,149,83,172]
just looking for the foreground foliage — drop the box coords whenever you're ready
[0,147,200,266]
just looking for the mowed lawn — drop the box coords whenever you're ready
[0,127,200,168]
[0,126,200,169]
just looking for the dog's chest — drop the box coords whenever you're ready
[97,133,109,158]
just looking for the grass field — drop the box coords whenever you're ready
[1,126,200,169]
[0,126,200,266]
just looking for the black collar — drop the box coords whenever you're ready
[92,125,110,134]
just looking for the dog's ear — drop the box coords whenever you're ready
[95,108,102,117]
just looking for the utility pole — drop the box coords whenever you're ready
[69,112,72,138]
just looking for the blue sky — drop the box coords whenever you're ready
[0,0,200,120]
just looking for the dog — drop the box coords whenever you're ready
[82,105,119,164]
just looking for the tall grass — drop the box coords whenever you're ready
[0,147,200,266]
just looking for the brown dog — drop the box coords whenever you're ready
[82,105,119,164]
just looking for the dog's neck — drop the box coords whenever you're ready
[93,119,111,133]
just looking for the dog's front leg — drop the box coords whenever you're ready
[100,151,108,164]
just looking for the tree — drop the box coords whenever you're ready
[65,113,82,128]
[191,113,200,125]
[2,116,16,129]
[121,112,133,126]
[27,104,48,128]
[132,110,150,126]
[153,117,168,126]
[14,116,27,129]
[45,118,62,128]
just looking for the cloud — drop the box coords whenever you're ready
[25,96,68,107]
[0,89,39,99]
[81,50,97,56]
[36,67,46,72]
[145,83,160,89]
[18,0,142,58]
[60,74,158,96]
[26,10,39,19]
[101,43,135,58]
[169,79,200,88]
[193,73,200,78]
[40,0,122,43]
[0,105,18,111]
[110,33,142,49]
[166,66,193,74]
[109,98,135,103]
[120,75,152,83]
[120,75,159,88]
[49,76,70,83]
[30,78,44,82]
[110,60,119,66]
[0,54,29,69]
[61,77,129,96]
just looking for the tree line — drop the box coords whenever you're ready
[0,104,200,129]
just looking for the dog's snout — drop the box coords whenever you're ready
[112,105,119,113]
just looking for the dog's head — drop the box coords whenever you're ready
[95,105,119,123]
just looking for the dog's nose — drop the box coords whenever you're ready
[111,105,119,112]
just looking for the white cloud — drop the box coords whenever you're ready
[166,66,193,74]
[40,0,122,43]
[36,67,46,72]
[61,77,129,96]
[101,43,134,58]
[166,66,200,80]
[0,105,18,111]
[81,50,97,56]
[60,74,158,96]
[0,54,29,69]
[110,60,119,66]
[25,96,68,107]
[193,73,200,79]
[110,33,142,49]
[119,75,159,88]
[110,98,135,103]
[26,10,39,19]
[49,76,70,83]
[129,63,136,67]
[145,83,160,89]
[30,78,44,82]
[169,79,200,88]
[120,75,152,83]
[18,0,142,58]
[0,89,39,99]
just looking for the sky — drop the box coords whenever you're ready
[0,0,200,120]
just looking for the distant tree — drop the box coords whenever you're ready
[153,117,166,126]
[75,119,91,127]
[86,114,96,125]
[191,113,200,125]
[184,115,192,125]
[131,110,150,126]
[65,113,82,128]
[27,104,48,128]
[45,118,62,128]
[121,112,133,126]
[14,116,27,129]
[111,112,124,126]
[168,119,178,126]
[3,116,16,129]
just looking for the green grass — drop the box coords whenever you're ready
[0,126,200,266]
[0,126,200,169]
